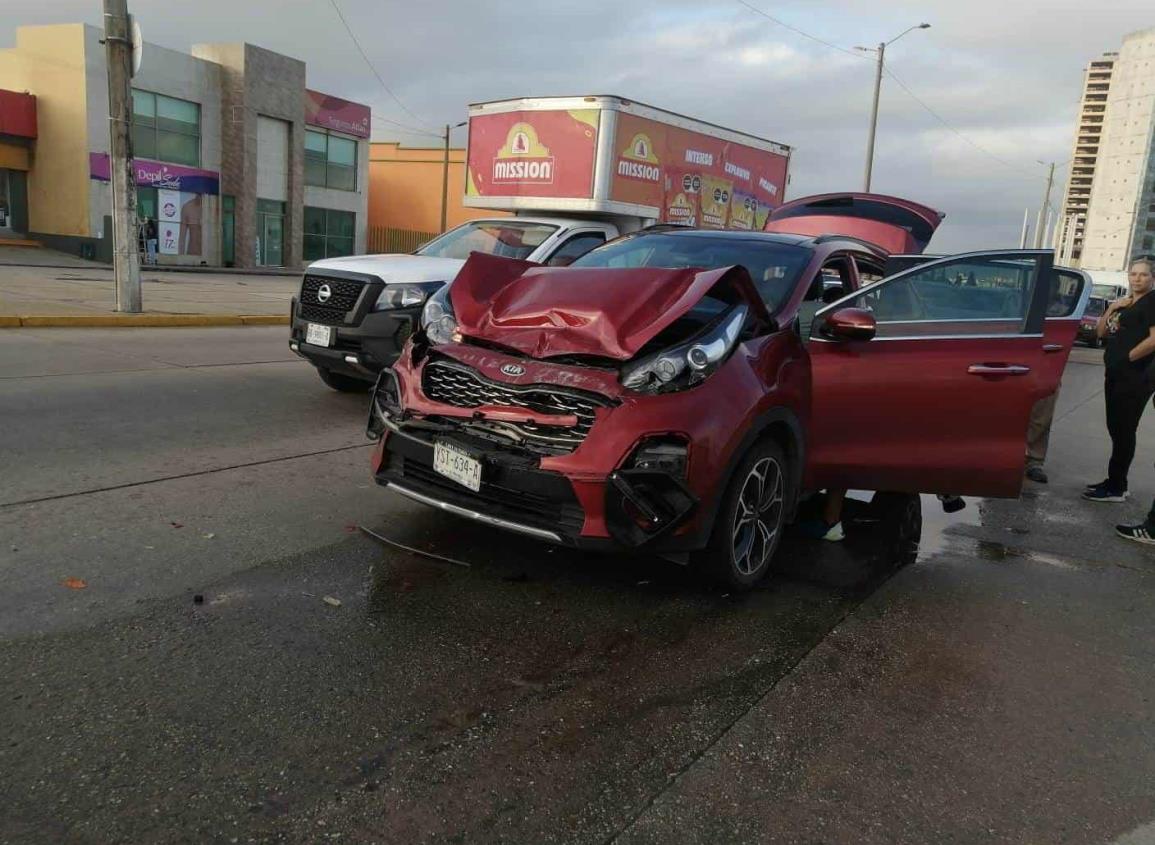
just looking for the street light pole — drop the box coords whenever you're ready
[439,120,467,234]
[863,41,885,193]
[103,0,141,312]
[859,23,930,193]
[1033,161,1056,250]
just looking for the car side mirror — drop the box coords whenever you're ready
[823,307,876,341]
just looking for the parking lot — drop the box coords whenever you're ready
[4,328,1155,844]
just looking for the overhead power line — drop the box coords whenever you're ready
[733,0,866,60]
[732,0,1051,185]
[372,114,442,139]
[325,0,437,132]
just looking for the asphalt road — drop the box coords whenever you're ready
[2,329,1155,844]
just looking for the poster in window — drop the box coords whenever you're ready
[159,222,180,255]
[158,189,182,225]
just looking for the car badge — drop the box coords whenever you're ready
[317,284,332,304]
[500,363,526,377]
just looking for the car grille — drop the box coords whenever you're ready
[422,359,607,452]
[298,275,366,325]
[395,454,585,535]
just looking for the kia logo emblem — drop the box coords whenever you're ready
[500,363,526,377]
[316,284,332,304]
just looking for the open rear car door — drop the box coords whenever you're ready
[805,250,1089,498]
[763,193,945,254]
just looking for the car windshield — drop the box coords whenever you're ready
[571,233,813,310]
[416,221,559,261]
[1085,297,1107,317]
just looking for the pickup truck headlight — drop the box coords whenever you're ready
[374,283,440,311]
[621,304,747,394]
[420,285,458,345]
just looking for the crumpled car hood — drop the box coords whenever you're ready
[448,252,769,360]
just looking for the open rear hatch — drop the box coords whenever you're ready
[763,192,945,255]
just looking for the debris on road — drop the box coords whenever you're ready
[323,596,343,608]
[60,577,87,590]
[203,533,216,539]
[358,525,472,568]
[170,522,184,529]
[193,594,204,605]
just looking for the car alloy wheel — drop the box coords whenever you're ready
[730,457,785,576]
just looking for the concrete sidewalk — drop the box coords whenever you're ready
[0,256,298,326]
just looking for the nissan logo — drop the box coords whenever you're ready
[316,284,332,304]
[500,363,526,377]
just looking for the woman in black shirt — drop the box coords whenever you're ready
[1084,259,1155,512]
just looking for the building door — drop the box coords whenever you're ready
[257,199,285,267]
[0,170,11,232]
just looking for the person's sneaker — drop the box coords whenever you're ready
[1085,478,1111,492]
[1083,485,1129,503]
[1025,465,1048,484]
[1116,521,1155,545]
[796,518,845,542]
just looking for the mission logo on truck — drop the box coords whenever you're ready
[492,122,555,185]
[617,133,662,183]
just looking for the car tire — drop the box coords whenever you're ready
[316,367,370,393]
[869,492,923,569]
[695,439,791,589]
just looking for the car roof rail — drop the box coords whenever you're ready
[640,222,696,232]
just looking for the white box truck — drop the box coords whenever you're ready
[289,95,792,391]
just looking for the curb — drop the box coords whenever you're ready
[0,314,289,328]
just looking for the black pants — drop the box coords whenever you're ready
[1105,371,1153,491]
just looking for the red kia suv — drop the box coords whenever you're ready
[367,194,1089,587]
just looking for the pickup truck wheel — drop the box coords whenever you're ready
[695,439,790,589]
[316,367,370,393]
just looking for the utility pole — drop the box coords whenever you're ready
[1033,161,1056,250]
[439,123,450,234]
[863,42,885,193]
[103,0,141,312]
[859,23,930,193]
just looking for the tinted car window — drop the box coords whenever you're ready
[571,233,813,310]
[417,221,559,261]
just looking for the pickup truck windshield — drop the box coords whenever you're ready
[416,221,559,261]
[571,233,813,310]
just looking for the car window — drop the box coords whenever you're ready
[800,259,852,338]
[546,232,606,266]
[844,254,1043,338]
[1047,269,1086,318]
[572,233,814,311]
[417,221,559,261]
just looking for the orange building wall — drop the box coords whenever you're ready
[368,142,507,235]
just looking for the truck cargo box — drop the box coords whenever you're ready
[464,95,791,230]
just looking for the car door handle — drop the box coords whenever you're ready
[1043,344,1064,353]
[968,364,1031,376]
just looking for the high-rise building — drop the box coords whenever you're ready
[1078,27,1155,271]
[1054,52,1116,264]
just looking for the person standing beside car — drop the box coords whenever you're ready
[1084,258,1155,506]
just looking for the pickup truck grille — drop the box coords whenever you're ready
[298,276,366,325]
[422,359,607,452]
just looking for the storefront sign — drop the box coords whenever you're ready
[305,90,371,139]
[466,109,599,199]
[158,189,181,225]
[0,90,37,139]
[89,153,220,195]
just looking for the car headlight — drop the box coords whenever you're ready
[621,304,747,393]
[375,283,435,311]
[420,285,459,345]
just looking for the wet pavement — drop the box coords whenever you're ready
[3,334,1155,843]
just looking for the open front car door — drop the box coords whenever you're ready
[805,250,1088,498]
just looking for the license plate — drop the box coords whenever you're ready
[433,441,482,492]
[306,323,334,347]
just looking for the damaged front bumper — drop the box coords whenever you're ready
[366,363,704,552]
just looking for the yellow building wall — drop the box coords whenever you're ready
[0,25,91,236]
[368,142,507,234]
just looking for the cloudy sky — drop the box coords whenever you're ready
[2,0,1152,250]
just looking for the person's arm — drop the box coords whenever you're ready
[1129,326,1155,363]
[1098,296,1131,339]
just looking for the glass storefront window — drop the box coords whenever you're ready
[304,207,356,261]
[305,129,357,191]
[131,89,201,167]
